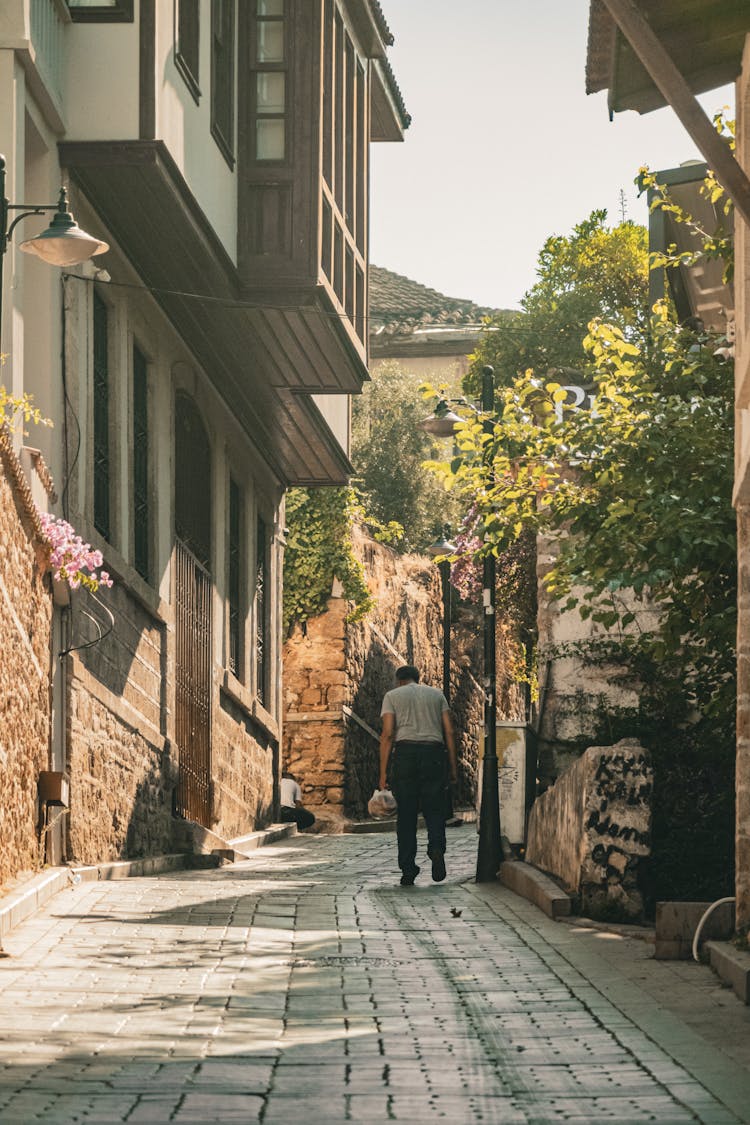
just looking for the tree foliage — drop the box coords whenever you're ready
[283,487,373,634]
[433,308,735,718]
[0,384,52,432]
[465,211,649,396]
[351,360,463,552]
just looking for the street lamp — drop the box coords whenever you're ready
[417,399,465,438]
[475,364,503,883]
[427,528,456,702]
[418,368,503,880]
[0,154,109,349]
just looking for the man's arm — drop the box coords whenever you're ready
[442,710,458,784]
[379,712,395,789]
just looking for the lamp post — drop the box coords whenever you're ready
[475,364,503,883]
[418,399,465,439]
[427,528,456,702]
[0,154,108,352]
[418,368,503,881]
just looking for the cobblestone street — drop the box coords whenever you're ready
[1,830,749,1124]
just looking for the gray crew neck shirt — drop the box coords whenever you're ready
[381,682,449,744]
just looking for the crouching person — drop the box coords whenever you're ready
[280,771,316,830]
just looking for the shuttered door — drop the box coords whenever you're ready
[175,538,212,825]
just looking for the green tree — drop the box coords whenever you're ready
[351,360,463,552]
[466,211,649,396]
[283,487,373,634]
[434,307,735,719]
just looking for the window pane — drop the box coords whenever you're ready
[256,515,268,706]
[257,20,283,62]
[133,346,149,582]
[93,292,110,541]
[256,118,285,160]
[228,479,242,679]
[256,72,284,114]
[178,0,200,86]
[258,0,283,14]
[212,0,235,161]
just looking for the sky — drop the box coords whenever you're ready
[369,1,735,311]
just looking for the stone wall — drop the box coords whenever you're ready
[66,575,278,861]
[525,738,652,919]
[65,580,174,863]
[283,528,488,820]
[735,41,750,932]
[0,449,52,888]
[66,661,176,862]
[213,690,276,838]
[738,504,750,932]
[284,596,349,812]
[536,537,658,784]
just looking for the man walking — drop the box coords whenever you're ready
[379,665,458,886]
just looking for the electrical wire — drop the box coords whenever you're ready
[61,270,560,333]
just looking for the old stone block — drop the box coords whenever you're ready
[707,941,750,1004]
[300,688,323,706]
[526,738,652,918]
[655,900,735,960]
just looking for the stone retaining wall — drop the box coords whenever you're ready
[281,522,517,823]
[525,738,652,918]
[66,573,278,862]
[0,453,52,887]
[283,528,489,819]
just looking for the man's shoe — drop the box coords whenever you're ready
[430,850,447,882]
[400,865,420,886]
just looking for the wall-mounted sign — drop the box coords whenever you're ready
[554,385,597,424]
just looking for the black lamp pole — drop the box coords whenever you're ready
[428,528,455,704]
[440,558,451,702]
[476,364,503,882]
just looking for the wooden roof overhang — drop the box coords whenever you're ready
[59,140,355,487]
[587,0,747,114]
[586,1,750,227]
[371,55,411,141]
[647,162,734,331]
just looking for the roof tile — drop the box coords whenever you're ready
[369,265,498,338]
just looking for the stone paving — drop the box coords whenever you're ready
[0,830,749,1124]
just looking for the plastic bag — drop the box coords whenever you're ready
[368,788,397,818]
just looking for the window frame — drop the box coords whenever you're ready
[66,0,134,22]
[132,342,151,584]
[175,0,202,104]
[211,0,236,169]
[254,512,270,706]
[251,0,288,164]
[319,0,368,344]
[227,476,244,681]
[92,290,111,543]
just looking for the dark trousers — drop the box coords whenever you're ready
[280,805,315,830]
[390,741,447,874]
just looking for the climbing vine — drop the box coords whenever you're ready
[283,487,373,634]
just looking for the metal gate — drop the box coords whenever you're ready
[175,538,212,825]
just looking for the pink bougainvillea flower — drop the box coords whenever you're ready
[37,510,114,593]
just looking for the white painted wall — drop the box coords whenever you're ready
[61,3,238,261]
[311,392,351,458]
[63,17,139,139]
[155,0,237,260]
